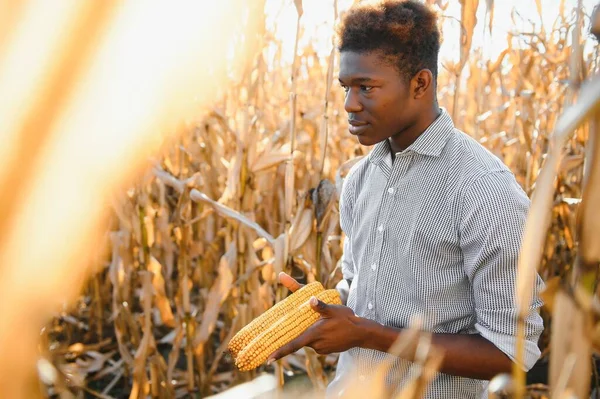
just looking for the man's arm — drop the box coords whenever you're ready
[357,319,513,380]
[458,171,544,372]
[266,288,513,380]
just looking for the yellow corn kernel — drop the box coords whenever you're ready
[235,289,341,371]
[228,281,324,358]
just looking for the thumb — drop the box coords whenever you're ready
[310,296,331,316]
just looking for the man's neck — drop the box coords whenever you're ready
[389,105,441,154]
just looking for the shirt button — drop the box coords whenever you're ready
[377,224,384,232]
[371,263,376,271]
[387,187,395,194]
[368,302,373,310]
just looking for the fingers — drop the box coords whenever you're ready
[309,297,331,317]
[278,272,303,293]
[267,332,312,364]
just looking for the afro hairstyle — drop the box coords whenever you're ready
[336,0,441,82]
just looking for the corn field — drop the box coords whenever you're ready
[1,0,600,398]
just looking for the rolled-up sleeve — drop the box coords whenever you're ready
[459,171,544,371]
[339,173,356,281]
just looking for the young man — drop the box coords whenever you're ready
[267,1,544,397]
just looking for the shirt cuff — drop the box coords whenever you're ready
[475,323,541,371]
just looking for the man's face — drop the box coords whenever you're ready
[339,51,416,146]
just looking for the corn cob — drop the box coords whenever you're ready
[227,281,324,358]
[234,289,341,371]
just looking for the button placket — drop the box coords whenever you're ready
[366,220,384,317]
[366,154,412,319]
[366,190,390,318]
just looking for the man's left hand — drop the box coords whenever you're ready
[267,296,365,364]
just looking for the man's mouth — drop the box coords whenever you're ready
[348,119,370,135]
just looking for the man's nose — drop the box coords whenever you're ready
[344,89,362,113]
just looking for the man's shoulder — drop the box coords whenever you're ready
[443,128,513,182]
[443,129,529,206]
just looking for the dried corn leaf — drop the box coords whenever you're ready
[459,0,479,68]
[534,0,542,21]
[284,161,295,224]
[304,347,328,390]
[143,215,155,247]
[549,290,591,399]
[194,244,235,347]
[273,233,287,276]
[517,74,600,316]
[289,207,313,252]
[539,276,561,314]
[148,256,175,327]
[190,189,275,244]
[153,167,185,193]
[559,154,584,172]
[394,348,444,399]
[250,151,290,173]
[579,112,600,265]
[330,327,422,399]
[75,350,116,374]
[130,272,155,399]
[204,374,277,399]
[293,0,303,17]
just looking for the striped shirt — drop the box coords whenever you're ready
[327,108,544,399]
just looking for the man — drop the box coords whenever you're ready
[267,1,544,397]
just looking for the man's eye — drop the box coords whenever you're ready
[360,85,373,92]
[341,85,349,93]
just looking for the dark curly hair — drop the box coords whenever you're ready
[336,0,441,82]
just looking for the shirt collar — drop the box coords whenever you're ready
[368,107,455,165]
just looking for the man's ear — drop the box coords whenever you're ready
[412,69,433,99]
